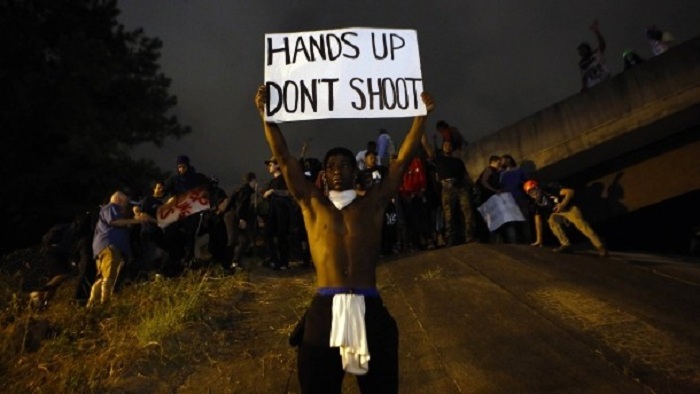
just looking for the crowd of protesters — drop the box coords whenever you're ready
[27,19,684,309]
[26,115,617,309]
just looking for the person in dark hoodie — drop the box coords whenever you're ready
[161,155,209,275]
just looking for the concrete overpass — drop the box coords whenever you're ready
[464,35,700,226]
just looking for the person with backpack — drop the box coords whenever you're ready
[398,154,433,250]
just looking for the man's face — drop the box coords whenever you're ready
[527,187,542,200]
[268,162,278,174]
[177,164,188,175]
[325,154,356,191]
[153,183,164,198]
[442,141,453,154]
[365,153,377,169]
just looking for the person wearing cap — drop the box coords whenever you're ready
[255,85,434,393]
[524,180,608,257]
[646,26,674,56]
[87,191,153,307]
[263,156,293,270]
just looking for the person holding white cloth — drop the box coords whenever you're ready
[255,85,435,393]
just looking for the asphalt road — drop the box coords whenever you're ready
[372,244,700,393]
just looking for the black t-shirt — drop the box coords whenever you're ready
[434,155,466,181]
[231,184,256,221]
[139,195,163,217]
[357,165,388,191]
[531,186,564,216]
[267,175,288,192]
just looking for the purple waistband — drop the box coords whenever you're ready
[316,287,380,297]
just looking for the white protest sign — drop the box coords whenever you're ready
[264,27,425,122]
[156,186,210,228]
[477,193,526,232]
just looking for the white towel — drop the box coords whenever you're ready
[328,190,357,210]
[329,294,370,375]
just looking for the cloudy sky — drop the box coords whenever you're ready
[118,0,700,190]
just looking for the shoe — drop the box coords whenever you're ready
[596,246,608,258]
[553,244,572,254]
[230,262,239,269]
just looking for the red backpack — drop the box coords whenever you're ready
[400,157,427,196]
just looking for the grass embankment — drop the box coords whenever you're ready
[0,251,254,393]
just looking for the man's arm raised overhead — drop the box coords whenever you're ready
[255,85,312,202]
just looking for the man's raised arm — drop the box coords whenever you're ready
[254,85,309,200]
[382,92,435,198]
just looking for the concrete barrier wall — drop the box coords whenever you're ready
[465,36,700,183]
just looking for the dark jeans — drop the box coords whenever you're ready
[441,181,475,245]
[296,294,399,394]
[265,198,292,267]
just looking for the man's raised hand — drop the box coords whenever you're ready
[421,92,435,114]
[255,85,267,117]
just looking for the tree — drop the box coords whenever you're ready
[0,0,191,253]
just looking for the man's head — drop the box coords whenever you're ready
[366,140,377,153]
[489,155,501,168]
[244,172,257,188]
[176,155,190,175]
[209,175,220,188]
[109,191,129,207]
[442,140,453,155]
[436,120,449,130]
[153,181,164,198]
[265,157,279,174]
[500,154,516,169]
[646,27,662,41]
[323,147,357,192]
[523,179,541,199]
[578,42,592,58]
[378,128,388,135]
[364,151,378,169]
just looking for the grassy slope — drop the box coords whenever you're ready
[0,247,316,393]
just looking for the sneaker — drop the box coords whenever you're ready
[230,262,239,269]
[596,246,609,258]
[553,244,572,254]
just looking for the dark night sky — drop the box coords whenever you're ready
[118,0,700,191]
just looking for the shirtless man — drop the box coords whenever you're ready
[255,85,434,393]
